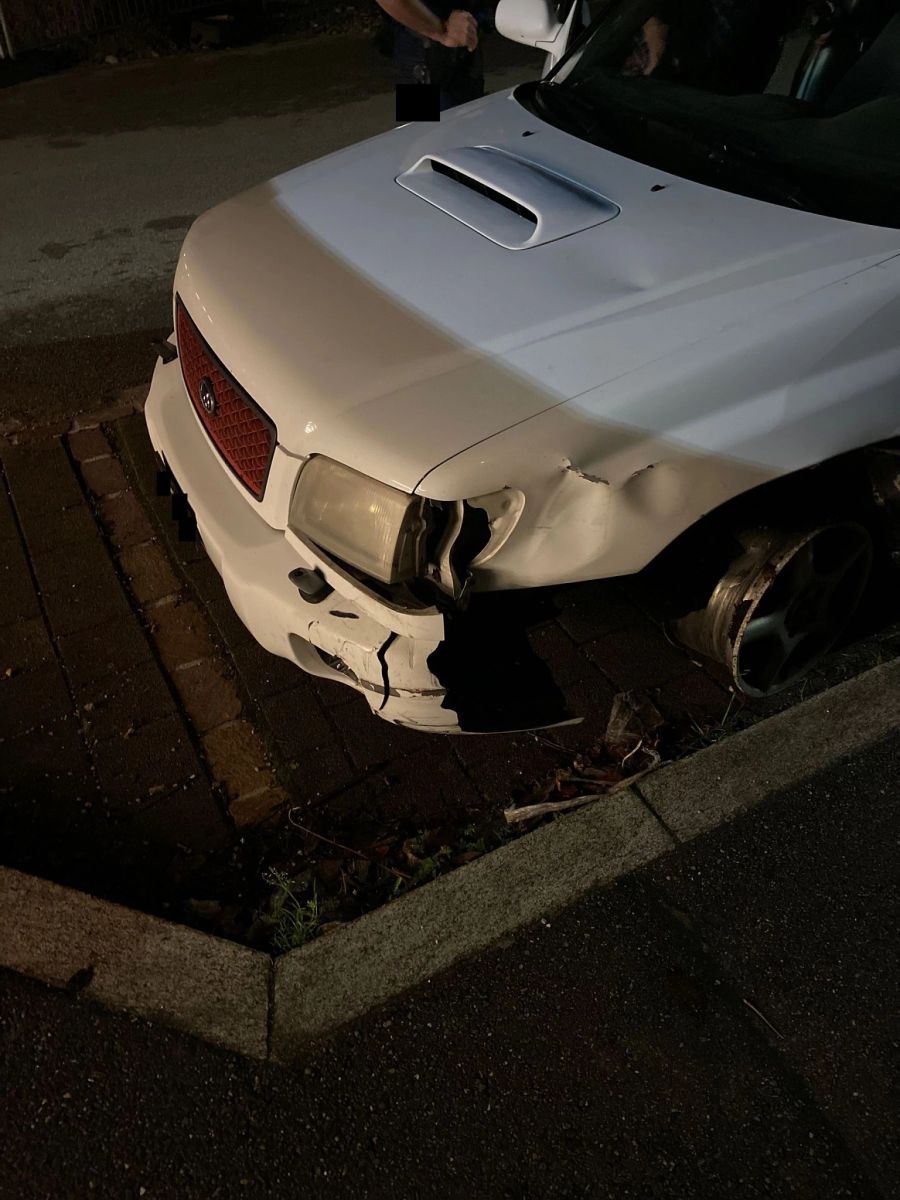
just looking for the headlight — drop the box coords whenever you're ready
[289,456,430,584]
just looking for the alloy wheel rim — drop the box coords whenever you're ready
[735,524,873,697]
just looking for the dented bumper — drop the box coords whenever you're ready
[145,356,576,733]
[144,356,462,730]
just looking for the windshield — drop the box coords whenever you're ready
[517,0,900,227]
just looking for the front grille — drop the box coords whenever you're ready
[175,296,276,501]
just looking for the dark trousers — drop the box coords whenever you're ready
[393,24,485,112]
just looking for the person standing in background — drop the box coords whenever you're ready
[374,0,486,111]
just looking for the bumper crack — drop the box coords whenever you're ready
[375,631,398,711]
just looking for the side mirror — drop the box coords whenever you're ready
[495,0,589,74]
[495,0,562,47]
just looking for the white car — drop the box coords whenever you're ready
[145,0,900,733]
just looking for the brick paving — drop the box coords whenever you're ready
[70,416,288,837]
[0,433,233,910]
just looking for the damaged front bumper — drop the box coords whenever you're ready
[144,356,575,733]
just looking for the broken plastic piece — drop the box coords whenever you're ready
[605,690,664,756]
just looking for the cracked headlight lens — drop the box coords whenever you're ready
[289,456,429,584]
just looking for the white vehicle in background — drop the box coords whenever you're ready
[145,0,900,732]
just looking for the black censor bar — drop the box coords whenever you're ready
[395,83,441,122]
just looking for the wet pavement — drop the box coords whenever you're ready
[2,728,897,1199]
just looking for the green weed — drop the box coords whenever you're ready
[261,869,323,952]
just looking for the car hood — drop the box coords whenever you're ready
[175,87,900,494]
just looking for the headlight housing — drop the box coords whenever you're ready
[289,456,430,584]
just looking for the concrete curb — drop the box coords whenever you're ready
[2,656,898,1062]
[637,656,900,842]
[271,786,671,1060]
[0,869,270,1059]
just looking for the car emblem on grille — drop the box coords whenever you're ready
[199,376,217,416]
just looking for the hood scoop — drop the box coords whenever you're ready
[396,145,620,250]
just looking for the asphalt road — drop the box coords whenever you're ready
[0,32,542,433]
[2,730,897,1199]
